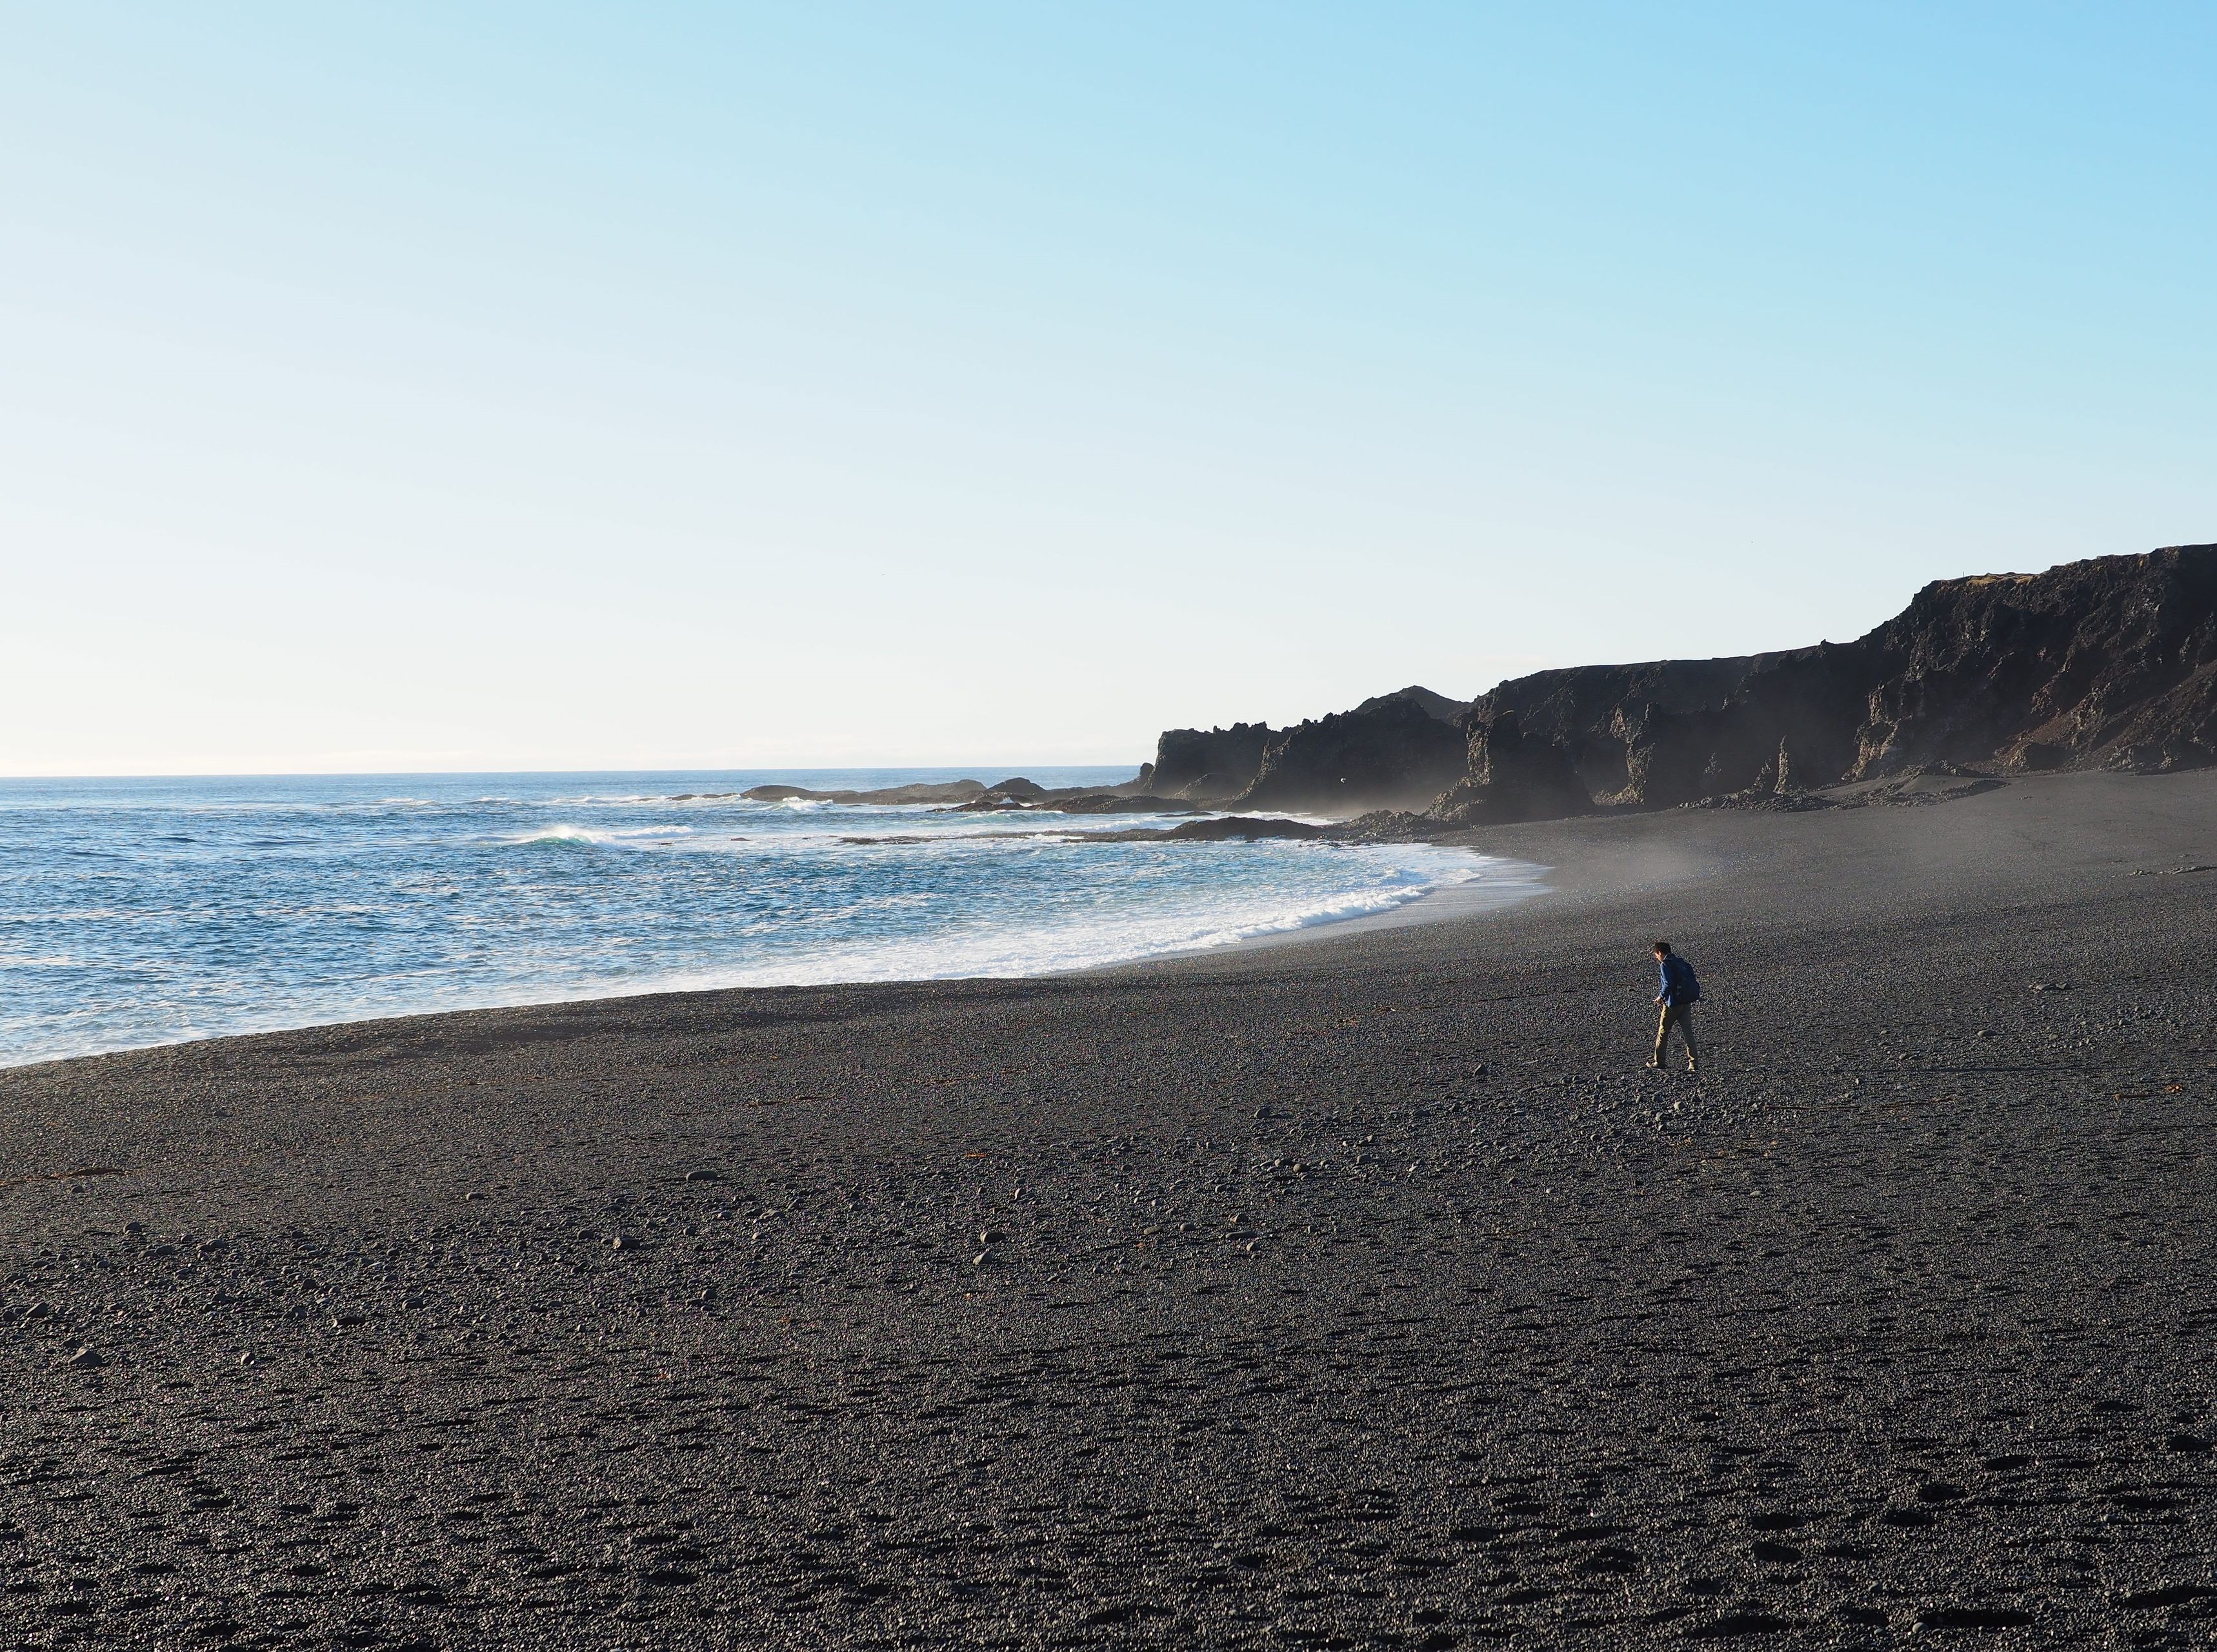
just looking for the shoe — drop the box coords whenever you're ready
[1643,1061,1663,1069]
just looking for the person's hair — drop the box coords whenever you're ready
[1652,940,1671,955]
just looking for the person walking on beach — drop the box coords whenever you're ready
[1649,940,1700,1072]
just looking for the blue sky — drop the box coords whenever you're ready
[5,3,2214,773]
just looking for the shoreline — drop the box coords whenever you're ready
[9,763,2200,1076]
[0,829,1548,1076]
[1197,848,1553,958]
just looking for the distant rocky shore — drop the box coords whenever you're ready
[741,778,1190,815]
[742,543,2217,842]
[740,777,1412,849]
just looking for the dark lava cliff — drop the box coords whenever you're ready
[1141,544,2217,821]
[1139,688,1469,814]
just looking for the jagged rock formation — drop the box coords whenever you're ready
[1142,723,1277,801]
[1236,690,1469,813]
[1858,550,2217,774]
[1431,710,1598,825]
[1452,543,2217,816]
[1138,689,1468,809]
[1467,641,1873,811]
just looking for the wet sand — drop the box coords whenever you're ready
[4,770,2215,1649]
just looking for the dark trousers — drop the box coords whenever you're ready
[1654,1003,1698,1068]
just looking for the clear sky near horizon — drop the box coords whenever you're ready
[5,4,2214,775]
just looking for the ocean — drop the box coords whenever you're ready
[0,769,1546,1068]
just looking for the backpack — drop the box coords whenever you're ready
[1671,956,1702,1003]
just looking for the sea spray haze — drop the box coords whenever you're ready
[0,770,1541,1067]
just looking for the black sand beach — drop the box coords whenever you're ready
[5,771,2216,1649]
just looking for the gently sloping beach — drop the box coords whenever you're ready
[4,770,2215,1649]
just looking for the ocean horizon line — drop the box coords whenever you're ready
[0,761,1153,786]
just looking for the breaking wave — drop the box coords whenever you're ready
[0,768,1549,1066]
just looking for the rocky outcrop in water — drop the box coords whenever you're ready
[747,778,1193,814]
[742,781,992,805]
[1076,816,1327,843]
[952,789,1198,816]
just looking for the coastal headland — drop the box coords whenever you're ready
[740,543,2217,845]
[6,767,2215,1648]
[1131,542,2217,823]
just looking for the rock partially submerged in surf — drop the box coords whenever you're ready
[1053,793,1200,816]
[1078,815,1327,843]
[741,781,992,805]
[952,791,1201,815]
[744,776,1176,810]
[1321,809,1438,843]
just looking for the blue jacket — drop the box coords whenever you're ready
[1658,954,1698,1007]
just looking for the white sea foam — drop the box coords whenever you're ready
[496,823,696,847]
[632,847,1538,993]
